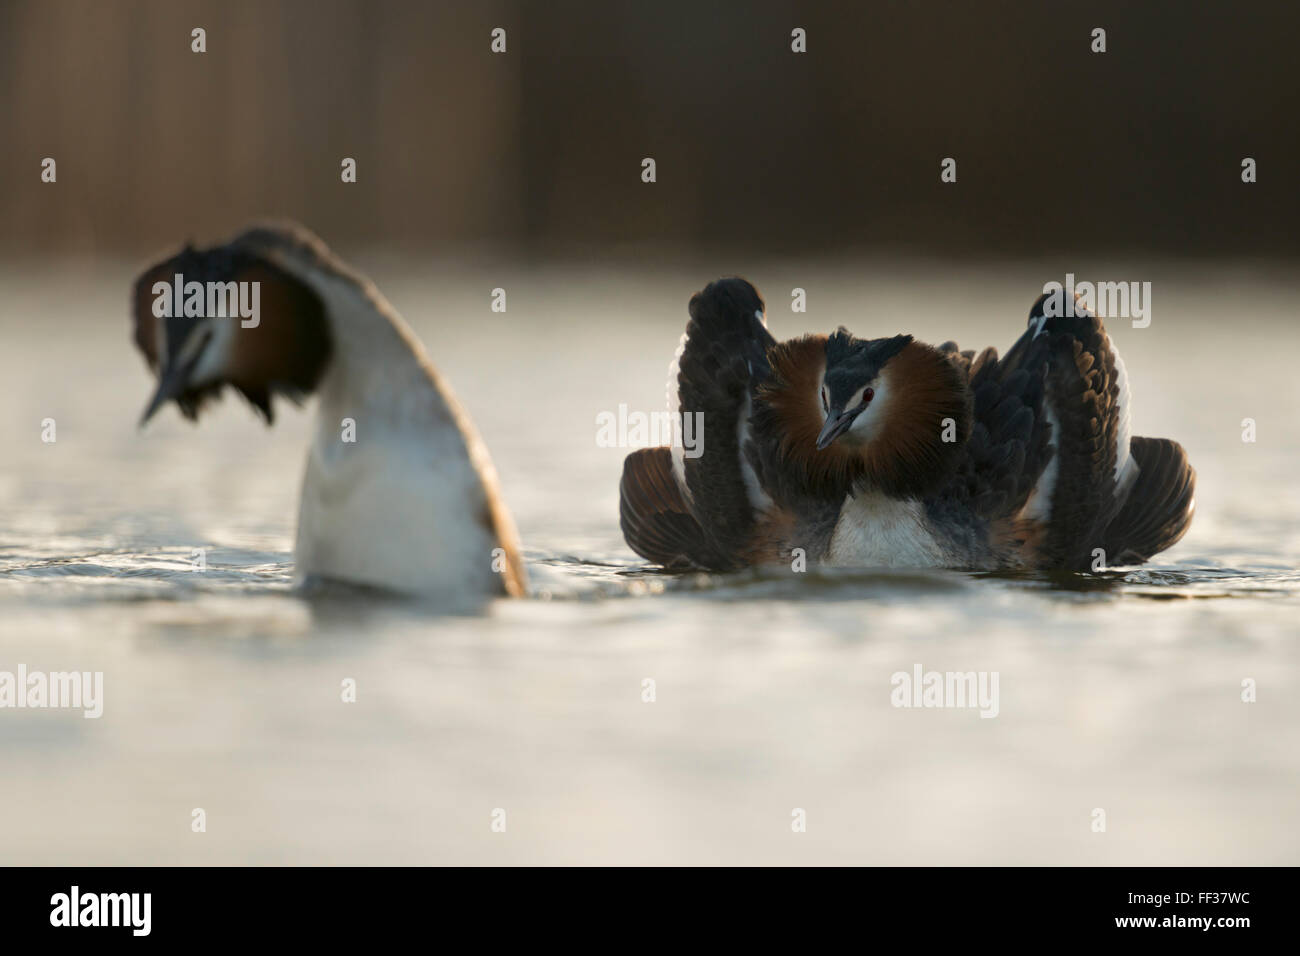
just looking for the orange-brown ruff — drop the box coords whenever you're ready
[620,276,1195,573]
[758,335,970,500]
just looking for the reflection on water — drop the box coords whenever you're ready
[1,258,1298,865]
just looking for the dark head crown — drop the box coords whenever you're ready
[823,330,912,405]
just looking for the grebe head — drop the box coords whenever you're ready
[133,229,332,424]
[816,331,912,450]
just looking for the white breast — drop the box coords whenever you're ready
[294,407,502,603]
[823,492,950,567]
[288,272,510,603]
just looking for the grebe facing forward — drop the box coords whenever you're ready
[132,222,526,603]
[620,278,1194,573]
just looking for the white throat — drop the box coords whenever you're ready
[821,367,895,447]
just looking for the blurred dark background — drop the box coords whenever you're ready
[1,0,1297,259]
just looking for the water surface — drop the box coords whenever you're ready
[1,257,1297,864]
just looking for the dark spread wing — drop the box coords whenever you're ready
[1027,294,1128,566]
[618,278,776,570]
[932,293,1132,568]
[674,277,776,559]
[928,337,1052,532]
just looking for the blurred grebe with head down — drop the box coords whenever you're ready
[132,222,526,604]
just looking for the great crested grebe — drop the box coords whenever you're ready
[132,222,526,603]
[621,277,1194,572]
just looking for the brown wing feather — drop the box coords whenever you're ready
[620,447,738,570]
[1039,315,1125,567]
[1100,437,1196,563]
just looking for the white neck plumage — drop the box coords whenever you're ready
[282,264,526,603]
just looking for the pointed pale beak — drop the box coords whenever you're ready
[816,407,856,450]
[138,360,191,425]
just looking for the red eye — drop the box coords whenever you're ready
[861,387,874,406]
